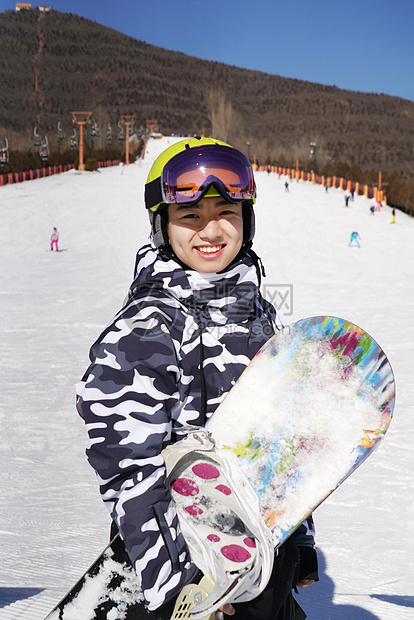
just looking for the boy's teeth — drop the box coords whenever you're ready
[198,246,221,253]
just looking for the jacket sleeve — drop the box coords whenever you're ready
[76,301,198,610]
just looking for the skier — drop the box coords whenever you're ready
[348,231,361,247]
[391,208,396,223]
[50,227,59,251]
[76,137,318,620]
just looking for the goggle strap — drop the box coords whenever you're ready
[145,177,163,210]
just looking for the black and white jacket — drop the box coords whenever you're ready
[76,242,315,611]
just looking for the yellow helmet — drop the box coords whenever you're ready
[145,136,256,211]
[144,136,256,257]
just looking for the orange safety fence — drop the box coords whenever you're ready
[0,160,121,186]
[254,164,385,203]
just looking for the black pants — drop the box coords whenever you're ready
[232,537,306,620]
[110,523,305,620]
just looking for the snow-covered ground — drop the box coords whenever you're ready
[0,136,412,619]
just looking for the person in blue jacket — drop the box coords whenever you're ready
[348,231,361,247]
[76,137,318,620]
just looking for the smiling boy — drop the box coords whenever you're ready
[76,137,317,619]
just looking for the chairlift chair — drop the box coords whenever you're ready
[33,126,41,147]
[39,136,49,162]
[106,123,112,144]
[57,122,65,142]
[0,138,9,166]
[90,119,99,138]
[117,120,125,142]
[69,128,78,149]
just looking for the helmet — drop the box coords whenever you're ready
[144,137,256,258]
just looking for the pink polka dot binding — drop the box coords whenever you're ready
[243,537,256,548]
[171,478,199,497]
[192,463,220,480]
[215,484,232,495]
[184,504,203,516]
[220,544,251,563]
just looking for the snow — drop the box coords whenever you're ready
[0,136,413,619]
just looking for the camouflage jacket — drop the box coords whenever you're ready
[76,242,314,610]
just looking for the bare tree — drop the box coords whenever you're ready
[205,88,244,144]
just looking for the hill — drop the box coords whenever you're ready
[1,7,414,184]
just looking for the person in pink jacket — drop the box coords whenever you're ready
[50,227,59,251]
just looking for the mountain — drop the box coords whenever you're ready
[1,7,414,181]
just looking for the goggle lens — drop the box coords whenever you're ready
[161,145,255,205]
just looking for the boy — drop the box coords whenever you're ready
[76,137,318,619]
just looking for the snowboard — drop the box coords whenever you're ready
[44,316,395,620]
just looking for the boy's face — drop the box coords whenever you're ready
[167,196,243,272]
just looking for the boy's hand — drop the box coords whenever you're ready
[215,604,235,618]
[297,579,315,588]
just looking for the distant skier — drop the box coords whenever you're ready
[348,231,361,248]
[50,227,59,251]
[344,193,350,207]
[285,180,289,192]
[391,208,396,223]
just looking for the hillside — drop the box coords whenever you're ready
[1,7,414,180]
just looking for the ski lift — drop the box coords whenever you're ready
[39,136,49,162]
[118,120,125,142]
[69,128,78,149]
[57,122,65,142]
[106,123,112,145]
[90,118,99,138]
[0,138,9,166]
[33,126,41,147]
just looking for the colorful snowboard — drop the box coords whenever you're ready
[205,315,394,547]
[45,316,395,620]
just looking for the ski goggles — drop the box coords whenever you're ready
[145,145,256,211]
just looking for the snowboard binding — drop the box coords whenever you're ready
[163,428,274,619]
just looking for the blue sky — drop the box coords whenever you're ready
[2,0,414,101]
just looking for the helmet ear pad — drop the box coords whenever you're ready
[150,204,170,255]
[242,201,255,249]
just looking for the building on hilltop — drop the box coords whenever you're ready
[15,3,51,11]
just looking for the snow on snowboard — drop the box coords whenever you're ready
[45,316,395,620]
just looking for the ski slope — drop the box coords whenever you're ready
[0,136,412,619]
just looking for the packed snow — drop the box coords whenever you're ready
[0,136,412,619]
